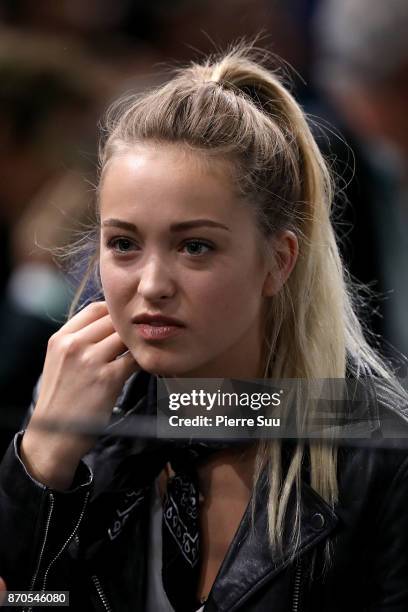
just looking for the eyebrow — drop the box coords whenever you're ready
[101,218,231,232]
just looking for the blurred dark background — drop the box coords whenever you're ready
[0,0,407,456]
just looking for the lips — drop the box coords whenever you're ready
[132,313,185,341]
[132,313,185,327]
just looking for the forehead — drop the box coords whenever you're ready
[99,144,244,221]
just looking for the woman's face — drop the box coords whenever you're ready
[99,144,276,378]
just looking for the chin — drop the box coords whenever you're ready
[132,350,190,378]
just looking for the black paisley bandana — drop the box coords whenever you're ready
[160,443,238,612]
[162,469,200,610]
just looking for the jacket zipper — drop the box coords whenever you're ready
[292,561,302,612]
[41,491,90,591]
[25,489,89,612]
[25,492,55,612]
[92,575,113,612]
[28,492,55,590]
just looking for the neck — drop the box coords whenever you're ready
[196,442,258,500]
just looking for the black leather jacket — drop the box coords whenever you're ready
[1,369,408,611]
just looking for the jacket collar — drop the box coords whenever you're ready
[205,472,339,612]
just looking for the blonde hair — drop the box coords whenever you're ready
[70,42,407,561]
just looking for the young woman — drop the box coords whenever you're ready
[0,45,408,612]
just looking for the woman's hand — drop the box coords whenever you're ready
[20,301,138,490]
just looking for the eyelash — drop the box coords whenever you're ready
[105,237,215,257]
[106,237,135,254]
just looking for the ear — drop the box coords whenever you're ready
[262,230,299,297]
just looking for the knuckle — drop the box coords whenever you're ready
[47,332,59,349]
[97,365,114,386]
[87,301,107,313]
[78,349,94,368]
[59,335,80,356]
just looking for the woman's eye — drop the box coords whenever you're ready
[181,240,214,256]
[107,237,136,253]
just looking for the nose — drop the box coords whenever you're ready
[137,256,176,302]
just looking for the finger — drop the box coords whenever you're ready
[97,331,130,362]
[75,313,116,344]
[62,301,109,334]
[111,349,140,378]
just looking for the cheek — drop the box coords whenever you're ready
[99,262,116,301]
[192,267,262,325]
[99,261,133,315]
